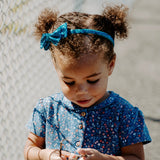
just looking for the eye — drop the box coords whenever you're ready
[87,79,99,84]
[64,81,75,86]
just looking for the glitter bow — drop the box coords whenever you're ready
[40,23,68,50]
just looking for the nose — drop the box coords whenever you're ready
[76,84,88,94]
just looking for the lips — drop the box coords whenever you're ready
[77,99,91,105]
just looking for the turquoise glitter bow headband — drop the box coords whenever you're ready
[40,22,114,50]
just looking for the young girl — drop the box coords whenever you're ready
[24,5,151,160]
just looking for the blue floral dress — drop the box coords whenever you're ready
[26,91,151,156]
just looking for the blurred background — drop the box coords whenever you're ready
[0,0,159,159]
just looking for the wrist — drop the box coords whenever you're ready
[40,149,60,160]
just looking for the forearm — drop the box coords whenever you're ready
[24,145,62,160]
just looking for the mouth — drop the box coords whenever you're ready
[77,99,92,105]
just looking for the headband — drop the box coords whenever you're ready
[40,22,114,50]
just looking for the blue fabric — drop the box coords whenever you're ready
[26,91,151,156]
[40,23,114,50]
[40,23,68,50]
[69,29,114,45]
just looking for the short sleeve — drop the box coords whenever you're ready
[119,106,151,147]
[26,98,46,137]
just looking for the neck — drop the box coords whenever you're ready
[92,92,109,106]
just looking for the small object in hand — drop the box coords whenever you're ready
[72,154,88,160]
[59,140,64,157]
[59,139,88,160]
[59,139,67,157]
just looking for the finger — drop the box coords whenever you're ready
[61,150,72,158]
[61,155,68,160]
[50,155,62,160]
[49,150,60,160]
[50,154,67,160]
[77,148,93,156]
[69,153,79,160]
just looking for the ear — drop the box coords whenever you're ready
[108,54,116,76]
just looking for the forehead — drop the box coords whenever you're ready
[54,52,106,74]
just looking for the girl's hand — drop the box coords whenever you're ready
[40,149,71,160]
[77,148,107,160]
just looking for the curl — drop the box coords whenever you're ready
[34,8,58,39]
[103,5,129,39]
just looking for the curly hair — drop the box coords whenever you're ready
[34,5,129,62]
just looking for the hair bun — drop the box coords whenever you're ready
[103,5,129,39]
[34,8,58,39]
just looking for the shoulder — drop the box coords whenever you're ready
[110,91,133,107]
[109,91,143,116]
[110,92,146,129]
[37,92,64,106]
[112,92,152,146]
[34,92,65,114]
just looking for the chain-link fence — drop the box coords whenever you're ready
[0,0,84,159]
[0,0,136,160]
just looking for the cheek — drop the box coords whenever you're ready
[60,82,69,93]
[89,79,108,94]
[60,82,74,98]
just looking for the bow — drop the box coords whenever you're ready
[40,22,68,50]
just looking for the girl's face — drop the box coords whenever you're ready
[54,52,116,108]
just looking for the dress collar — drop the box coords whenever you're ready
[60,91,118,112]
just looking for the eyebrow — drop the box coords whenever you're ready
[86,72,101,78]
[63,72,101,79]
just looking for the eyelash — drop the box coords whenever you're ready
[64,81,75,86]
[87,79,99,84]
[64,79,99,86]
